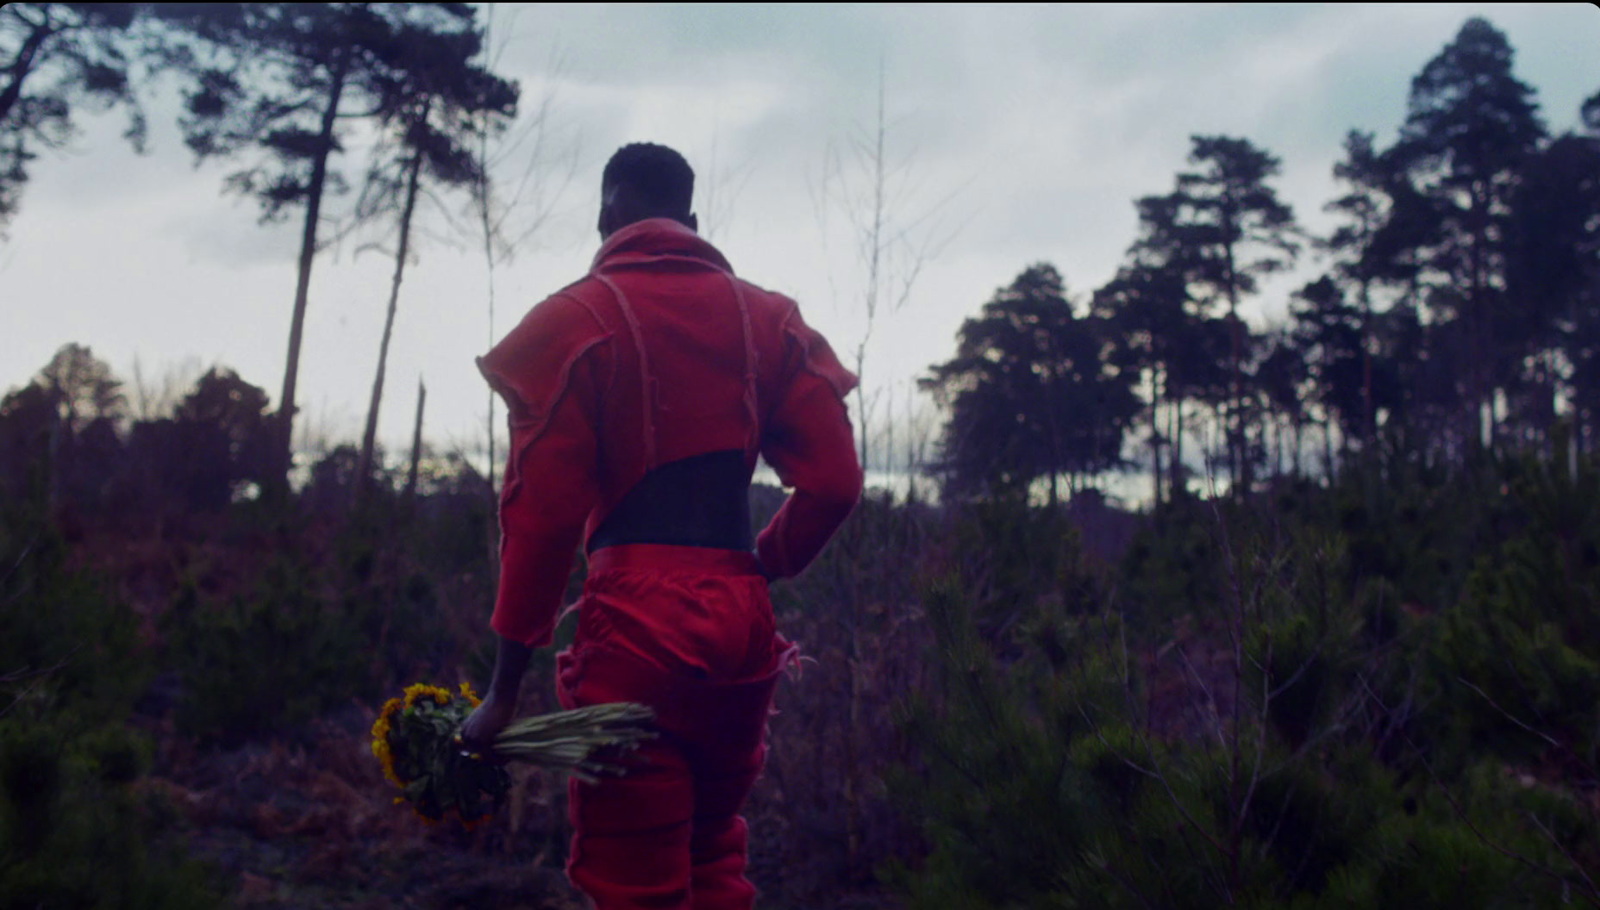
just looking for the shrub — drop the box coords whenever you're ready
[887,499,1582,907]
[1,496,220,908]
[163,549,376,745]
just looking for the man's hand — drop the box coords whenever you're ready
[458,691,517,756]
[457,634,536,755]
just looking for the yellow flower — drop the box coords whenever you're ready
[371,694,411,788]
[372,735,401,787]
[402,683,446,709]
[373,681,513,827]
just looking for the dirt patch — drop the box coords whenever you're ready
[149,707,586,910]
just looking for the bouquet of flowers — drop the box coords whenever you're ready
[371,682,656,824]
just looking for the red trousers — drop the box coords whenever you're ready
[556,545,791,910]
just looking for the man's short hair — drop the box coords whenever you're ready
[602,143,695,219]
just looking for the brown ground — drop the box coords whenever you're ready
[138,697,902,909]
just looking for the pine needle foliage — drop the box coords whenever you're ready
[888,486,1600,908]
[1,486,221,908]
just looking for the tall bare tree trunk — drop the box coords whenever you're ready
[1171,399,1185,500]
[1360,276,1374,450]
[274,47,350,500]
[1273,416,1283,480]
[1468,182,1493,459]
[1150,368,1163,508]
[405,377,425,504]
[1224,238,1243,495]
[1323,418,1335,483]
[1570,419,1580,485]
[1292,413,1303,478]
[477,4,501,572]
[357,123,428,507]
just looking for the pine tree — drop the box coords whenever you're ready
[1093,262,1189,504]
[1129,138,1300,493]
[350,8,517,506]
[1387,17,1546,455]
[171,3,497,500]
[1290,276,1365,471]
[0,3,154,234]
[1323,131,1395,449]
[925,264,1138,505]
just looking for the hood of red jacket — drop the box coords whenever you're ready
[590,217,735,275]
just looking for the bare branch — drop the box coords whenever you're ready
[0,540,34,592]
[1456,675,1563,750]
[1524,811,1600,908]
[1361,674,1594,903]
[0,657,70,718]
[1176,644,1228,750]
[1095,857,1162,910]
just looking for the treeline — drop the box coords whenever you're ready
[3,2,522,504]
[926,18,1600,507]
[0,343,477,525]
[8,10,1596,514]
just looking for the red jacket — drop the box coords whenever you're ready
[477,218,864,648]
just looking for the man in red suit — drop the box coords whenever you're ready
[460,143,863,909]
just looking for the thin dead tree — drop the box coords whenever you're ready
[697,115,755,245]
[128,355,204,423]
[404,376,425,505]
[806,57,963,871]
[467,5,578,561]
[811,59,960,480]
[351,11,518,510]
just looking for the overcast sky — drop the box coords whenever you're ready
[2,3,1597,483]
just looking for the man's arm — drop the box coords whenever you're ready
[459,373,598,748]
[488,392,600,648]
[757,311,864,579]
[459,636,532,751]
[461,309,606,749]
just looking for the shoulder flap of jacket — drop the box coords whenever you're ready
[476,285,613,438]
[778,299,859,400]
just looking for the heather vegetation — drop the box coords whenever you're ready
[5,5,1600,909]
[9,383,1600,908]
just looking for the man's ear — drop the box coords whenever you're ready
[598,182,620,239]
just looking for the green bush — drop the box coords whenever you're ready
[163,549,377,745]
[1118,494,1230,630]
[0,714,219,910]
[887,497,1591,908]
[1,497,220,909]
[0,524,149,728]
[1428,456,1600,767]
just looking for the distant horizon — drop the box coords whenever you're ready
[271,424,1264,514]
